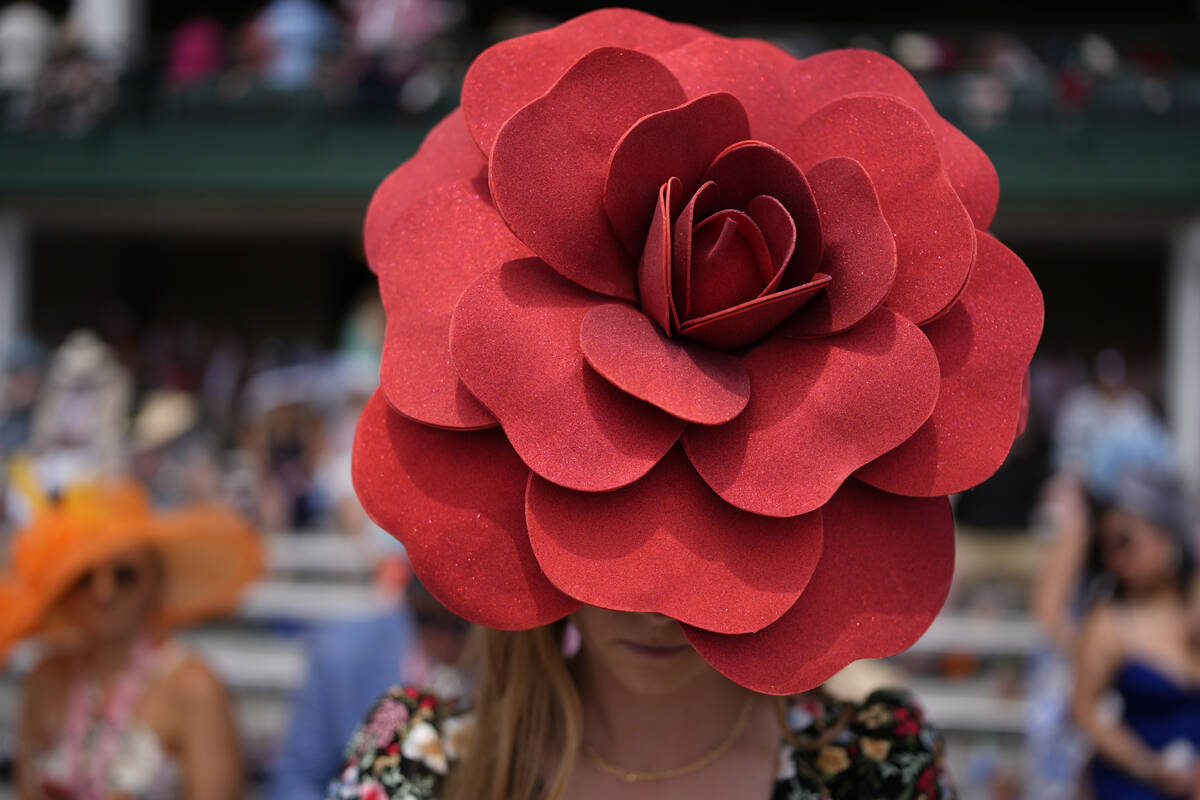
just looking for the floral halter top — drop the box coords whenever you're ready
[324,686,955,800]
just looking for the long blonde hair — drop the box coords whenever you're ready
[444,622,583,800]
[444,622,809,800]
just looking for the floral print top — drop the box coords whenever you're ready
[325,686,955,800]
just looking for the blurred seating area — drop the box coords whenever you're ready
[0,1,1198,135]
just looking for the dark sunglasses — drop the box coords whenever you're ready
[72,561,144,593]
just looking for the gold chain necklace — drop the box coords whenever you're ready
[581,694,755,783]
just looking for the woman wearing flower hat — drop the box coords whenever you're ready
[328,9,1044,799]
[4,473,263,799]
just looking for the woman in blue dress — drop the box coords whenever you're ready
[1074,471,1200,798]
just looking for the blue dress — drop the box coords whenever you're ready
[1090,660,1200,799]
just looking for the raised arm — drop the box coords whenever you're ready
[1031,476,1090,649]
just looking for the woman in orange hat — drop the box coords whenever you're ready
[3,472,263,800]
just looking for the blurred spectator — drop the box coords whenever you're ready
[1032,402,1183,798]
[1072,470,1200,798]
[255,0,338,91]
[344,0,460,57]
[1053,348,1171,495]
[5,477,261,799]
[338,289,384,362]
[315,293,384,537]
[198,335,247,442]
[223,15,271,98]
[0,336,45,460]
[164,17,224,91]
[313,354,378,537]
[264,573,468,800]
[242,362,332,530]
[63,0,142,76]
[30,43,117,133]
[130,389,225,509]
[28,330,131,490]
[342,0,462,111]
[0,1,55,126]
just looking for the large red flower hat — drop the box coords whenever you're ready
[353,8,1043,694]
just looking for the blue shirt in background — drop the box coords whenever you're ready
[265,610,415,800]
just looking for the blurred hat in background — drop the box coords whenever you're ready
[132,390,199,453]
[0,464,263,662]
[1110,468,1193,542]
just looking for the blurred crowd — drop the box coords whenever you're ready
[1,0,1198,134]
[0,290,388,547]
[0,0,470,133]
[771,27,1200,127]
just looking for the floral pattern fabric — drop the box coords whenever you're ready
[325,686,954,800]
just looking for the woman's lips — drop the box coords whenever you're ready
[618,640,692,658]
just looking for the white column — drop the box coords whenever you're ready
[0,213,29,366]
[1167,219,1200,497]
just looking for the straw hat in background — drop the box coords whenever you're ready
[131,390,200,453]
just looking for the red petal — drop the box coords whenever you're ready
[352,391,579,629]
[462,9,705,155]
[785,49,999,229]
[856,231,1044,496]
[489,48,686,302]
[363,109,485,273]
[605,92,751,257]
[703,141,822,286]
[377,179,532,430]
[637,178,682,333]
[678,274,831,350]
[780,157,896,338]
[786,94,975,325]
[745,195,797,293]
[656,36,798,146]
[689,210,771,317]
[672,180,721,319]
[683,307,939,516]
[526,446,822,635]
[449,258,685,491]
[685,480,953,694]
[580,303,749,425]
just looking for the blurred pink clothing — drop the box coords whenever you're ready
[165,18,224,88]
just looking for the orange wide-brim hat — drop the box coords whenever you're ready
[0,475,264,662]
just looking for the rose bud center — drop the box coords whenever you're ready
[636,172,829,351]
[688,209,775,318]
